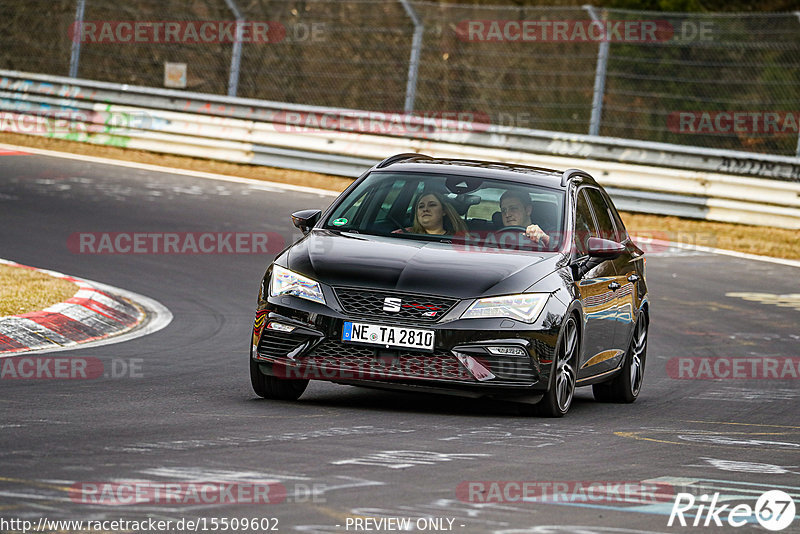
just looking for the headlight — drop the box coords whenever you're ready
[269,265,326,305]
[461,293,548,323]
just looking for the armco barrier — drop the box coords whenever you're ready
[1,70,799,229]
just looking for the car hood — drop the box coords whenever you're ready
[284,230,561,299]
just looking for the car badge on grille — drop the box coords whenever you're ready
[422,311,438,317]
[382,297,402,312]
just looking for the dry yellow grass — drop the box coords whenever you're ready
[0,264,79,317]
[619,213,799,260]
[1,132,797,261]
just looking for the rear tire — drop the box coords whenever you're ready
[250,358,308,400]
[528,315,578,417]
[593,313,647,403]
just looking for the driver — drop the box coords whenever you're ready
[499,190,551,246]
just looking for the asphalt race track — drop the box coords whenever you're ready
[1,151,798,534]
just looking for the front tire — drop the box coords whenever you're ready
[250,358,308,400]
[529,315,578,417]
[593,313,647,403]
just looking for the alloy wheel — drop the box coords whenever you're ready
[629,318,647,396]
[555,317,578,412]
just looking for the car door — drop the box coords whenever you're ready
[603,190,643,351]
[584,188,634,355]
[572,188,620,380]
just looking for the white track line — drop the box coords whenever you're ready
[0,142,338,197]
[647,239,800,269]
[0,141,796,269]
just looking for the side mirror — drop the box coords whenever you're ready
[291,209,322,235]
[587,237,626,259]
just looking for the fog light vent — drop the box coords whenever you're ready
[267,322,296,333]
[487,346,527,357]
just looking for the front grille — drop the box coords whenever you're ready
[258,332,541,386]
[257,329,309,359]
[294,339,474,381]
[334,287,458,323]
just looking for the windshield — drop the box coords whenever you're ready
[322,171,565,252]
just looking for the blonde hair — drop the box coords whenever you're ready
[411,191,468,234]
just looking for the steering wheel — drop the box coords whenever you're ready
[497,226,533,239]
[496,225,545,247]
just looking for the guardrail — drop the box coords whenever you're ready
[1,69,799,229]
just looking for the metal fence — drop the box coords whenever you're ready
[4,69,800,229]
[2,0,799,156]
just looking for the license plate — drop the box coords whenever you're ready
[342,322,434,351]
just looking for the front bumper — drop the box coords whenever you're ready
[251,294,563,398]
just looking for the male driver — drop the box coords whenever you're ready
[499,190,550,246]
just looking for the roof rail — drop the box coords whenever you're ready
[511,164,562,174]
[376,153,431,168]
[448,159,561,174]
[560,168,590,187]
